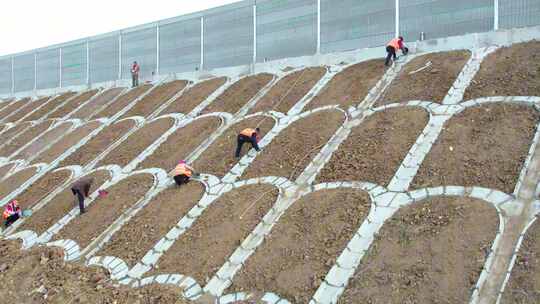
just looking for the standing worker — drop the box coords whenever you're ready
[3,199,21,227]
[385,36,408,66]
[235,127,261,158]
[131,61,140,88]
[71,177,94,214]
[169,160,195,186]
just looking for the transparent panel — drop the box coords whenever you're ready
[0,58,11,94]
[14,53,34,92]
[37,48,60,89]
[62,43,87,87]
[159,18,201,74]
[89,35,119,83]
[121,27,157,79]
[500,0,540,29]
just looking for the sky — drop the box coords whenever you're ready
[0,0,242,56]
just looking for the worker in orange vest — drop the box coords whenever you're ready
[235,127,261,158]
[131,61,140,88]
[3,199,21,227]
[385,36,408,66]
[169,160,195,186]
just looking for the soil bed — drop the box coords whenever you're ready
[316,107,428,186]
[376,50,471,106]
[138,116,221,170]
[17,171,111,236]
[93,85,152,119]
[60,120,136,168]
[159,77,227,115]
[32,121,103,164]
[4,97,50,123]
[15,170,72,210]
[412,104,539,193]
[0,167,38,200]
[149,184,278,285]
[464,41,540,100]
[47,90,99,119]
[0,122,33,146]
[0,120,55,157]
[24,92,76,121]
[54,174,154,249]
[338,197,498,304]
[98,182,205,267]
[0,98,30,121]
[229,189,370,303]
[202,73,274,114]
[120,80,188,119]
[242,110,345,180]
[193,116,275,177]
[249,67,326,114]
[70,87,125,119]
[0,163,16,179]
[97,118,174,168]
[13,122,74,161]
[306,59,384,110]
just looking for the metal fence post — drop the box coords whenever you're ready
[34,53,37,91]
[395,0,400,37]
[156,24,160,75]
[11,56,14,94]
[200,16,204,71]
[118,33,122,80]
[253,4,257,64]
[317,0,321,54]
[86,40,90,85]
[59,48,63,88]
[494,0,499,30]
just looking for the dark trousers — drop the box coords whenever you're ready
[385,46,397,66]
[4,214,19,227]
[71,188,85,213]
[235,134,256,158]
[174,174,190,186]
[132,74,139,87]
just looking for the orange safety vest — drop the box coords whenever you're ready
[387,38,401,49]
[172,163,192,177]
[240,128,256,137]
[3,201,19,219]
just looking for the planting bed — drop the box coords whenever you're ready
[32,121,103,164]
[242,110,345,180]
[15,169,72,210]
[464,41,540,100]
[138,116,221,170]
[0,163,16,179]
[0,120,55,157]
[377,50,471,106]
[412,104,539,193]
[70,87,125,119]
[97,182,205,267]
[159,77,227,115]
[3,96,50,123]
[16,170,111,236]
[54,174,154,249]
[249,67,326,114]
[13,122,74,161]
[24,92,76,121]
[193,116,275,177]
[0,122,32,145]
[229,189,371,303]
[316,107,429,186]
[47,90,99,119]
[306,59,384,111]
[120,80,188,119]
[202,73,274,114]
[59,120,136,168]
[0,167,38,199]
[339,197,497,304]
[96,118,175,168]
[0,98,30,121]
[92,85,152,119]
[149,184,278,284]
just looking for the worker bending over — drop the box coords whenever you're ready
[385,36,408,66]
[169,160,195,186]
[71,177,94,214]
[235,128,261,158]
[3,199,21,227]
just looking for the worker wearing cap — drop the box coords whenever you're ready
[235,127,261,158]
[71,177,94,214]
[169,160,194,186]
[385,36,408,66]
[3,199,21,227]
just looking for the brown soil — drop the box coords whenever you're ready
[377,50,471,105]
[0,98,30,121]
[47,90,99,119]
[54,174,154,249]
[93,84,152,118]
[306,59,385,110]
[4,97,50,123]
[202,73,274,114]
[138,117,221,170]
[412,104,539,193]
[15,170,72,210]
[97,118,174,168]
[70,88,125,119]
[120,80,188,119]
[500,220,540,303]
[0,163,16,179]
[0,240,189,304]
[150,184,279,284]
[193,116,275,177]
[159,77,227,115]
[17,170,111,236]
[0,167,38,200]
[316,107,429,186]
[464,41,540,100]
[98,182,205,267]
[24,92,77,122]
[0,122,32,145]
[338,197,498,304]
[0,120,55,157]
[229,189,371,303]
[242,110,345,180]
[249,67,326,114]
[13,122,74,161]
[32,121,103,164]
[60,120,136,168]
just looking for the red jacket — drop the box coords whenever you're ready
[131,64,140,75]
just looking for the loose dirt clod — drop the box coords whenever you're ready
[93,85,152,118]
[160,77,227,115]
[120,80,188,119]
